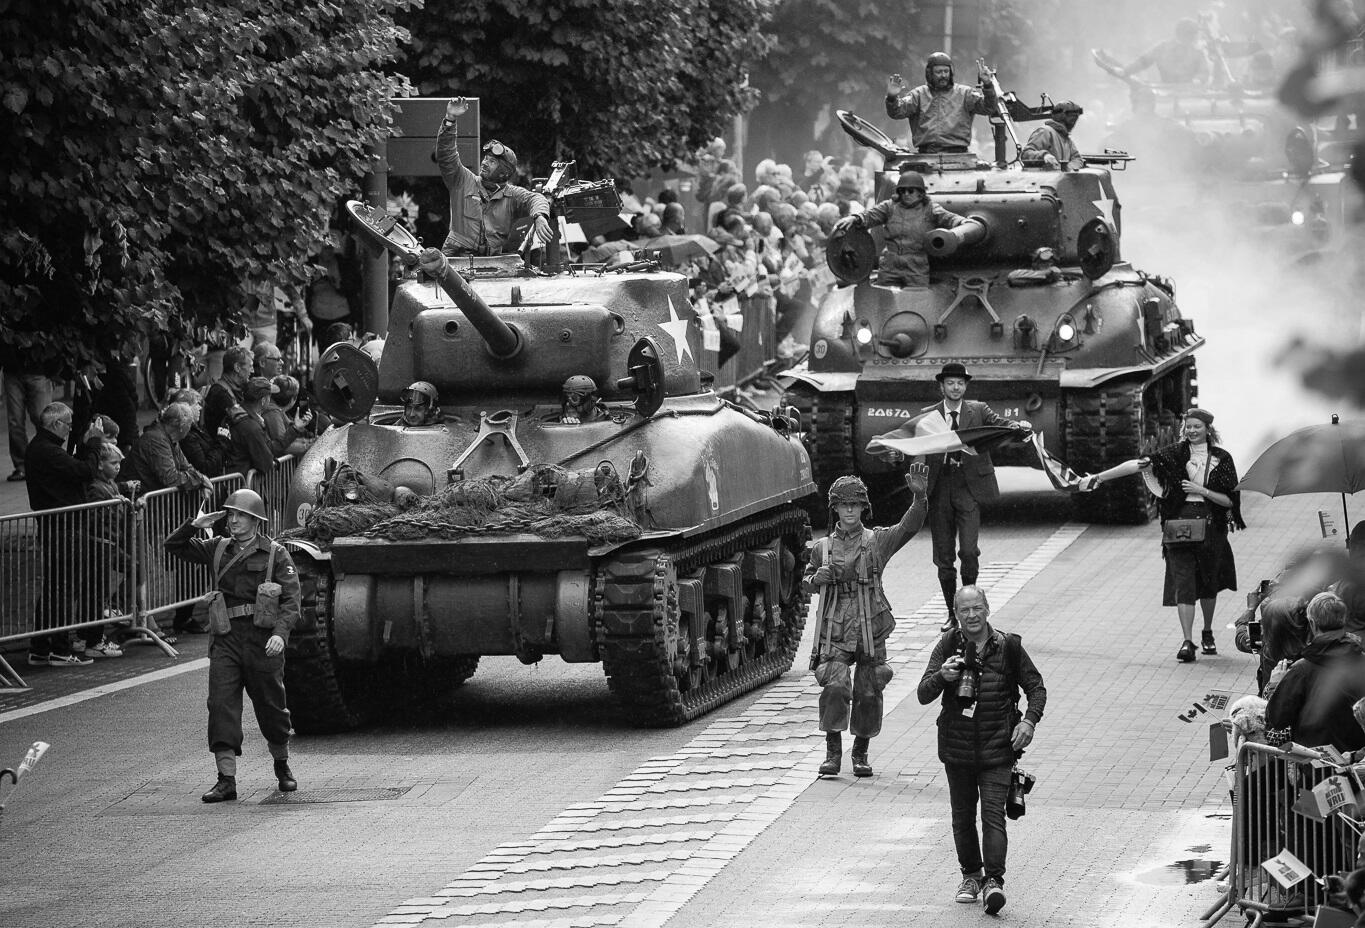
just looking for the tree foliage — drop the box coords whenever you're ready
[395,0,774,179]
[0,0,410,378]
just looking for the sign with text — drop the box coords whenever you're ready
[1261,849,1313,889]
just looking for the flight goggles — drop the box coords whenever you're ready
[564,390,592,404]
[483,140,510,157]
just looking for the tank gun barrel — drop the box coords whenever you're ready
[429,258,522,359]
[926,216,989,258]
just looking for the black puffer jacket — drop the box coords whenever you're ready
[918,627,1047,768]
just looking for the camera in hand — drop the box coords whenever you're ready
[956,641,980,704]
[1006,766,1035,820]
[1247,620,1263,651]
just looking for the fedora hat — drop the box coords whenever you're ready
[935,362,972,382]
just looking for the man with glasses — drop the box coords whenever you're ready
[436,96,551,257]
[832,170,979,288]
[26,403,105,666]
[1021,101,1085,171]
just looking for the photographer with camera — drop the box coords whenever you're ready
[917,585,1046,916]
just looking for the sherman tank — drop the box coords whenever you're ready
[279,185,815,733]
[785,77,1203,526]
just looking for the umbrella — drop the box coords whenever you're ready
[640,233,719,267]
[1236,414,1365,538]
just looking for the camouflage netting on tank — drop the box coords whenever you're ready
[290,461,642,547]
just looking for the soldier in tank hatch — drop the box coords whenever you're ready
[1021,101,1085,171]
[885,52,996,154]
[436,96,552,257]
[806,464,929,778]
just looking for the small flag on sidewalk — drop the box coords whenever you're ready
[1261,848,1313,890]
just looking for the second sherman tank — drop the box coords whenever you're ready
[785,69,1204,525]
[280,182,815,733]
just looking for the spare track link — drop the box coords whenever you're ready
[597,505,811,727]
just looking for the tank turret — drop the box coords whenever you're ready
[283,196,815,734]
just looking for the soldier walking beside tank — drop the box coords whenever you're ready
[1021,101,1085,171]
[437,97,551,257]
[832,171,979,288]
[885,52,996,154]
[164,489,301,802]
[919,363,1027,631]
[807,463,929,778]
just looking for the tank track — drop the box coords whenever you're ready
[785,388,854,527]
[1064,363,1194,524]
[284,559,481,734]
[597,505,811,726]
[284,565,374,734]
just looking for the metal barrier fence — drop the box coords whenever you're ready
[1203,741,1364,927]
[705,293,778,392]
[0,457,296,687]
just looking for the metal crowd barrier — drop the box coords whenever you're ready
[704,293,778,392]
[0,456,301,688]
[0,498,136,686]
[1203,741,1364,927]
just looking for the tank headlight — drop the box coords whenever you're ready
[1057,321,1076,342]
[1290,210,1306,226]
[855,324,873,345]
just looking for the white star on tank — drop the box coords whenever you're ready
[658,295,693,364]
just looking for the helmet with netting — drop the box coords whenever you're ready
[828,475,871,519]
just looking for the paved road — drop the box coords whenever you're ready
[0,475,1340,928]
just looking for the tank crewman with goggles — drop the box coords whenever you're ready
[436,97,552,257]
[164,488,301,803]
[886,52,997,154]
[832,171,979,288]
[1021,101,1085,171]
[400,381,443,427]
[559,375,606,424]
[806,463,930,778]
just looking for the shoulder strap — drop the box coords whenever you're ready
[1003,632,1023,699]
[264,540,278,584]
[211,537,229,582]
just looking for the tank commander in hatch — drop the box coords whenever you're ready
[885,52,996,154]
[832,170,978,289]
[559,375,607,424]
[1020,101,1085,171]
[437,97,552,257]
[400,381,443,427]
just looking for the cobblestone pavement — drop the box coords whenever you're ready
[0,483,1341,928]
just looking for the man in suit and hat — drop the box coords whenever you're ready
[918,362,1026,630]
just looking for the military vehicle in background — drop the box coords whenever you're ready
[280,171,815,733]
[784,64,1203,526]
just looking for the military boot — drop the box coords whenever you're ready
[817,732,842,776]
[201,775,237,803]
[274,758,297,792]
[851,736,873,778]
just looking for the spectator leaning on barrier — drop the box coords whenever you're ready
[172,388,225,479]
[121,402,212,494]
[205,345,252,440]
[26,402,105,667]
[1265,591,1365,752]
[262,375,314,458]
[225,378,276,484]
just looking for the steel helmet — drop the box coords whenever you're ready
[895,170,926,192]
[924,51,954,85]
[828,475,871,516]
[401,381,438,405]
[223,488,268,522]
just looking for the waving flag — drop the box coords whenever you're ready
[867,413,1028,458]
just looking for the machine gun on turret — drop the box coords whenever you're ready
[976,58,1052,165]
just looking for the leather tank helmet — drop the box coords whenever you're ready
[828,475,872,521]
[925,51,954,88]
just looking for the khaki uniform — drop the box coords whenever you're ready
[858,197,970,288]
[807,498,926,736]
[165,521,301,764]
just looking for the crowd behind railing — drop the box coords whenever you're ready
[1202,530,1365,926]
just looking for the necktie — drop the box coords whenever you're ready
[948,409,961,464]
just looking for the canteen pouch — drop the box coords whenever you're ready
[195,591,231,636]
[253,544,282,629]
[1162,518,1207,545]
